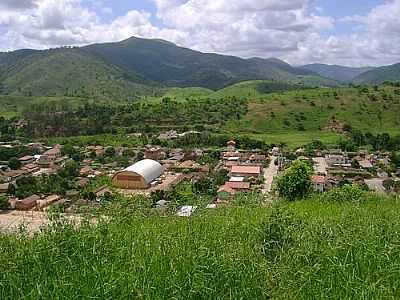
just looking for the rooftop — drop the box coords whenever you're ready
[312,175,326,184]
[225,182,251,190]
[231,165,261,175]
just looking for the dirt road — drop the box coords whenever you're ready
[262,156,278,194]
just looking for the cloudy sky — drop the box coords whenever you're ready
[0,0,399,66]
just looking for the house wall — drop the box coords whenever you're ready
[313,182,325,192]
[230,172,260,178]
[112,171,148,189]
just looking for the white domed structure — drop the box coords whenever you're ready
[112,159,164,189]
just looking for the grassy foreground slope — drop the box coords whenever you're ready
[1,196,400,299]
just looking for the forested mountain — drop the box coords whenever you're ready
[353,63,400,84]
[0,48,155,99]
[1,36,400,98]
[301,64,375,82]
[0,37,338,98]
[82,37,340,90]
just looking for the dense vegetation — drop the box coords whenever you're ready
[22,97,247,137]
[2,82,400,149]
[1,191,400,299]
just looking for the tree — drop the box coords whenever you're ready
[61,143,78,157]
[105,147,116,157]
[8,157,21,170]
[0,194,8,210]
[59,160,79,178]
[277,160,312,201]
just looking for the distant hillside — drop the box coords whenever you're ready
[9,36,400,98]
[301,64,375,82]
[353,63,400,84]
[211,80,307,99]
[0,48,155,99]
[82,37,336,90]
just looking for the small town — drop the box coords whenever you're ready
[2,1,400,297]
[1,131,399,232]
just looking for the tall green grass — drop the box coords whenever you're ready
[1,196,400,299]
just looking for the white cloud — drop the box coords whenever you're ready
[151,0,334,60]
[0,0,39,10]
[0,0,399,66]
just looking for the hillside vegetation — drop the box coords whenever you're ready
[0,36,340,98]
[1,195,400,299]
[0,48,155,99]
[225,84,400,135]
[353,63,400,84]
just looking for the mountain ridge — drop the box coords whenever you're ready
[353,63,400,84]
[301,63,375,82]
[0,36,399,98]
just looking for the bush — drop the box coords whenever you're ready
[321,185,365,203]
[0,194,8,210]
[276,160,312,201]
[8,157,21,170]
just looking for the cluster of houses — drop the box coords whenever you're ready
[1,136,399,216]
[306,149,398,194]
[217,141,267,203]
[0,143,64,182]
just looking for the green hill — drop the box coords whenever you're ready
[225,85,400,135]
[0,36,341,97]
[83,37,339,90]
[211,80,305,99]
[0,48,155,99]
[302,64,374,82]
[353,63,400,84]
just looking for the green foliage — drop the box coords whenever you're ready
[320,185,366,203]
[0,194,8,210]
[0,48,153,99]
[2,197,400,298]
[8,157,21,170]
[225,85,400,136]
[277,160,313,201]
[22,98,248,138]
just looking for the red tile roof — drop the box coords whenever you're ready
[231,165,261,175]
[312,175,326,184]
[225,181,251,190]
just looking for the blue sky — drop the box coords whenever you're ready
[0,0,399,66]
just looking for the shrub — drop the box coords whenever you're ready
[276,160,312,201]
[0,194,8,210]
[322,185,365,203]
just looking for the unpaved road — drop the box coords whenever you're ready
[262,156,278,194]
[0,211,82,234]
[0,211,50,233]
